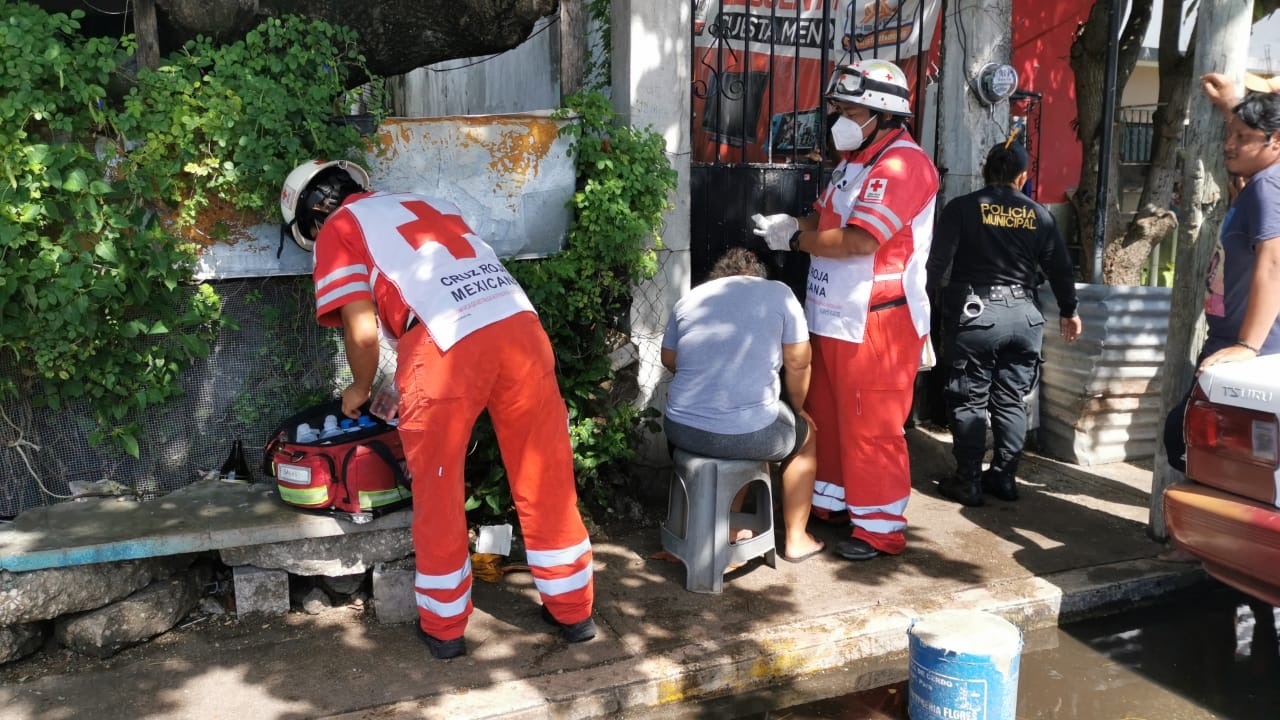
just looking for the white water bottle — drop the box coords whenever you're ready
[296,423,318,443]
[318,414,344,439]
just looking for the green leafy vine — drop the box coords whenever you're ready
[464,89,676,521]
[0,4,384,455]
[4,2,670,521]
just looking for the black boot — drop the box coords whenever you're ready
[982,468,1019,501]
[938,473,984,507]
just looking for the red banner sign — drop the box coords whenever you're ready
[693,0,940,163]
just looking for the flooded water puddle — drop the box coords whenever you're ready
[692,586,1280,719]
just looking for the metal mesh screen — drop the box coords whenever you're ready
[0,276,400,518]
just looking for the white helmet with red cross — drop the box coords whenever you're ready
[825,58,913,117]
[280,159,370,252]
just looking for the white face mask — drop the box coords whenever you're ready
[830,114,876,151]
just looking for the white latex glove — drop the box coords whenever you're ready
[751,213,799,251]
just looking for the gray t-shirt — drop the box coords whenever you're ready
[662,275,809,434]
[1206,162,1280,354]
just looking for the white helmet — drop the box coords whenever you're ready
[825,59,912,117]
[279,159,370,251]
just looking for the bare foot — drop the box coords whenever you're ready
[730,527,755,544]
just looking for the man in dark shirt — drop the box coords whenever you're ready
[926,140,1082,506]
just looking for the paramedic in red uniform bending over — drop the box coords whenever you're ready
[281,160,596,659]
[752,59,939,562]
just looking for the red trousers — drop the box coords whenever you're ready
[806,305,923,555]
[396,312,594,640]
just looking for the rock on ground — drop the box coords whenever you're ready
[54,567,208,659]
[0,556,193,626]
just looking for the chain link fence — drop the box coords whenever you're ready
[0,276,371,518]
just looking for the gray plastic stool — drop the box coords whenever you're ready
[660,449,777,593]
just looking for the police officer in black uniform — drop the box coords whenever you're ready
[926,139,1083,506]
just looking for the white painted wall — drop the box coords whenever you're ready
[612,0,693,465]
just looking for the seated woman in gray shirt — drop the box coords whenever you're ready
[661,247,824,562]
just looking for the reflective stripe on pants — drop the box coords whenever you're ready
[806,306,922,555]
[397,312,594,639]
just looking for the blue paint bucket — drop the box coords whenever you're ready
[907,610,1023,720]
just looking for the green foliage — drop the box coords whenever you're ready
[114,15,387,226]
[0,3,381,454]
[0,4,215,454]
[583,0,614,90]
[463,90,676,522]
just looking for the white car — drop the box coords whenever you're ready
[1165,354,1280,607]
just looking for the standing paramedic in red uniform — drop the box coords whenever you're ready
[280,160,596,659]
[752,59,939,562]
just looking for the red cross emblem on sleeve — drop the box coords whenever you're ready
[863,177,888,203]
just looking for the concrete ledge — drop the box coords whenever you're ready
[0,478,410,572]
[323,559,1209,720]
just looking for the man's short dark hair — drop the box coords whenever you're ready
[708,247,768,280]
[1233,91,1280,137]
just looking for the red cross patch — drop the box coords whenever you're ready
[863,177,888,203]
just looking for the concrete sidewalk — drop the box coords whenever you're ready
[0,425,1208,720]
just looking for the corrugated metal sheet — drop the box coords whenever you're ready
[392,17,559,118]
[1037,283,1172,466]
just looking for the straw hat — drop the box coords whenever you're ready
[1244,72,1280,94]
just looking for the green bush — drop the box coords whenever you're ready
[463,90,676,521]
[0,4,382,454]
[3,3,674,522]
[113,15,386,229]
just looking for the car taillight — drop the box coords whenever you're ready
[1186,387,1280,466]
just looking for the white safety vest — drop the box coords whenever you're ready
[346,193,534,351]
[807,139,935,343]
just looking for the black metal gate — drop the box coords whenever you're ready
[688,0,931,294]
[688,0,941,422]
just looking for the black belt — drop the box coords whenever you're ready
[869,296,908,313]
[970,285,1029,300]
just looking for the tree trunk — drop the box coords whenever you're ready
[1082,0,1280,287]
[134,0,160,71]
[559,0,588,99]
[1101,0,1196,286]
[1069,0,1154,283]
[1101,211,1178,284]
[1150,0,1253,539]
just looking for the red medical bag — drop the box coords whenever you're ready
[262,400,412,520]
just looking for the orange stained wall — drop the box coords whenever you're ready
[1011,0,1092,204]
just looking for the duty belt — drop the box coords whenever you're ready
[970,285,1029,300]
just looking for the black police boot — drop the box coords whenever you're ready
[937,471,984,507]
[982,468,1019,501]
